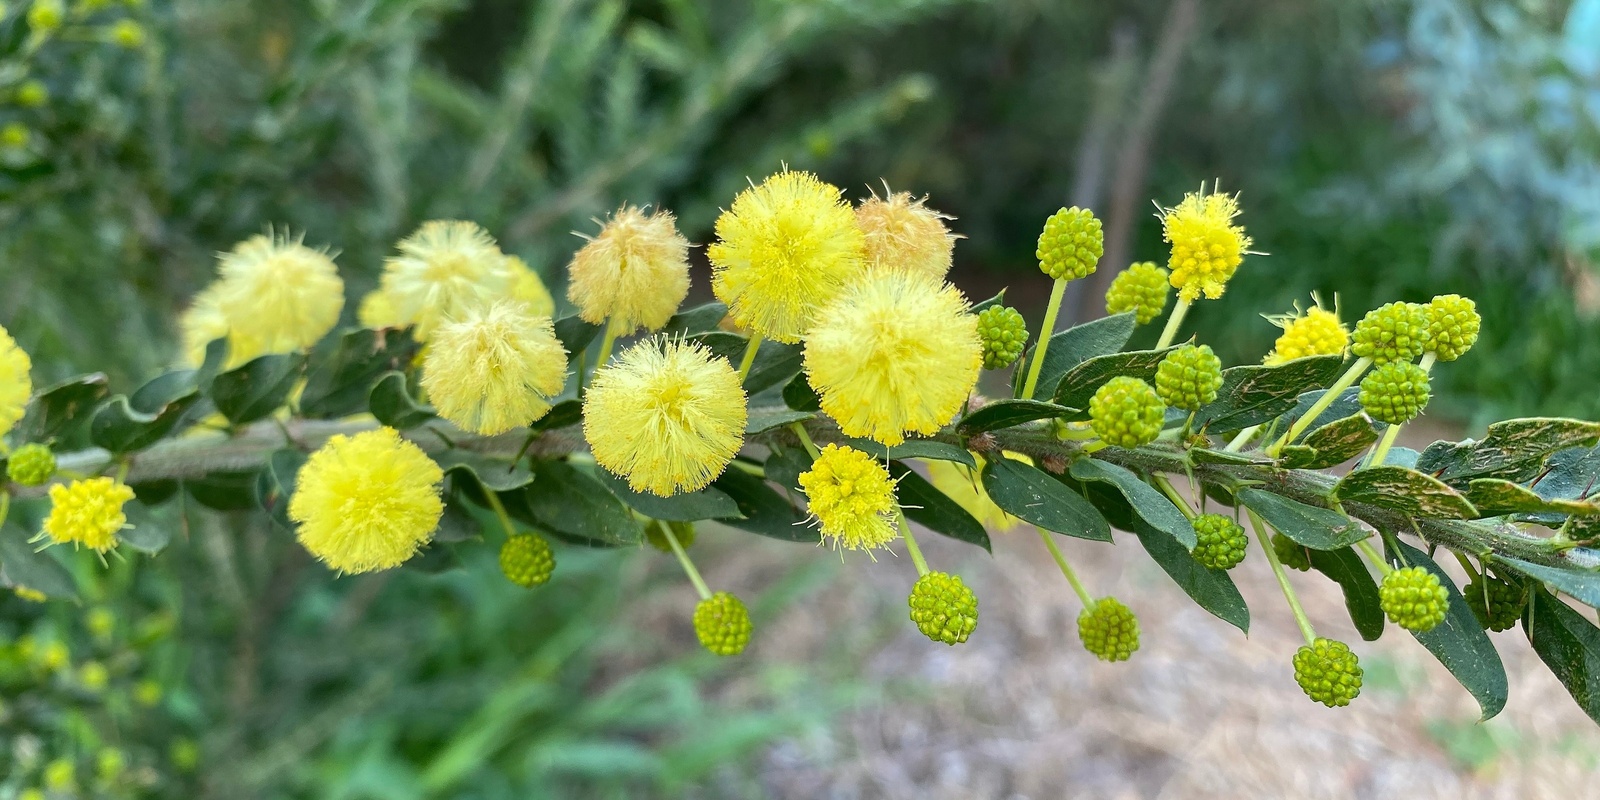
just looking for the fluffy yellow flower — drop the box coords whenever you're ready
[210,232,344,364]
[798,444,898,550]
[926,453,1028,533]
[0,323,32,438]
[507,256,555,318]
[855,189,958,280]
[421,301,568,435]
[358,288,403,330]
[803,271,982,446]
[288,427,445,574]
[1159,186,1253,302]
[42,477,136,553]
[567,206,690,334]
[1264,295,1349,365]
[379,220,513,340]
[707,170,866,343]
[583,338,747,496]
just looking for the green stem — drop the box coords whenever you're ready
[0,491,10,530]
[1153,474,1197,520]
[483,489,520,541]
[1368,423,1403,469]
[1224,425,1260,453]
[1355,539,1393,576]
[736,335,763,382]
[1036,526,1093,606]
[1154,297,1192,350]
[661,522,712,601]
[592,319,622,376]
[1453,551,1481,582]
[789,422,822,460]
[1248,509,1317,646]
[897,511,929,577]
[1020,278,1068,400]
[1268,357,1372,456]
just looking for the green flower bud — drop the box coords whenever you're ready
[498,533,555,588]
[1036,206,1103,281]
[1192,513,1247,570]
[7,443,56,486]
[1078,597,1139,662]
[1292,637,1363,707]
[1272,533,1311,571]
[1424,294,1480,362]
[1154,344,1223,412]
[976,305,1028,370]
[1464,575,1526,632]
[1358,361,1431,425]
[908,571,978,645]
[1351,301,1429,365]
[1379,565,1449,632]
[1088,376,1165,449]
[693,591,752,656]
[1104,261,1170,325]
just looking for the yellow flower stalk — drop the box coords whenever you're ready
[803,271,982,446]
[927,454,1027,534]
[567,206,691,334]
[798,444,899,550]
[421,301,568,435]
[707,169,866,344]
[210,232,345,365]
[379,220,513,341]
[855,188,958,280]
[42,477,136,553]
[507,256,556,318]
[1264,295,1348,365]
[1160,185,1253,303]
[583,338,748,496]
[0,323,32,438]
[288,427,445,574]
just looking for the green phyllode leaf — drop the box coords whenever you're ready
[1194,355,1346,432]
[1068,459,1196,549]
[1129,518,1248,632]
[210,353,307,425]
[1526,588,1600,725]
[890,461,990,553]
[1307,546,1385,641]
[1335,466,1479,520]
[368,371,436,430]
[981,456,1110,542]
[1237,488,1365,550]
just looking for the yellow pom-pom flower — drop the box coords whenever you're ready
[42,477,136,553]
[1264,295,1349,365]
[1159,185,1253,302]
[708,169,866,343]
[357,288,404,330]
[855,188,958,280]
[567,206,691,334]
[927,453,1027,533]
[0,323,32,438]
[209,232,345,366]
[507,256,556,318]
[288,427,445,574]
[803,271,982,446]
[421,301,568,435]
[379,220,513,341]
[798,444,899,550]
[583,338,747,496]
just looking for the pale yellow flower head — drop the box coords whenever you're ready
[803,271,982,446]
[855,188,958,280]
[1159,185,1253,302]
[0,323,32,438]
[798,444,898,550]
[583,338,747,496]
[380,220,513,340]
[358,288,403,330]
[926,453,1029,533]
[43,477,136,553]
[708,169,866,343]
[1264,294,1349,365]
[507,256,556,318]
[288,427,445,574]
[421,301,568,435]
[567,206,690,334]
[205,232,344,366]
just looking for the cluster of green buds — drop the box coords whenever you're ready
[908,571,979,645]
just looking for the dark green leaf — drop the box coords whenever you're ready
[1335,466,1478,520]
[890,461,990,553]
[1526,588,1600,724]
[1190,448,1270,466]
[661,302,728,336]
[119,503,174,554]
[210,353,306,425]
[300,327,421,418]
[969,289,1007,314]
[90,370,202,453]
[1467,479,1596,517]
[1051,347,1175,418]
[1532,446,1600,502]
[518,461,640,546]
[839,437,976,467]
[1438,418,1600,484]
[693,332,803,396]
[185,470,259,511]
[1129,518,1248,632]
[0,526,76,600]
[597,469,742,522]
[1498,556,1600,609]
[1388,539,1507,720]
[1032,313,1136,399]
[1237,488,1364,550]
[439,451,536,495]
[553,314,602,356]
[18,373,109,443]
[746,409,814,435]
[432,501,481,544]
[981,456,1110,541]
[710,468,816,542]
[1194,355,1346,431]
[1307,547,1384,641]
[1281,413,1379,470]
[255,449,306,532]
[1276,386,1364,435]
[781,372,821,412]
[959,399,1070,434]
[368,371,436,430]
[1068,459,1195,548]
[532,399,583,431]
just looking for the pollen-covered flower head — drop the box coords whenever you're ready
[798,444,899,551]
[288,427,445,574]
[0,323,32,438]
[421,301,568,435]
[1264,294,1348,365]
[1159,185,1253,302]
[803,271,982,446]
[208,232,344,366]
[707,169,866,343]
[927,452,1028,533]
[380,220,513,341]
[507,256,556,318]
[43,477,135,553]
[568,206,691,334]
[855,188,958,280]
[583,338,748,496]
